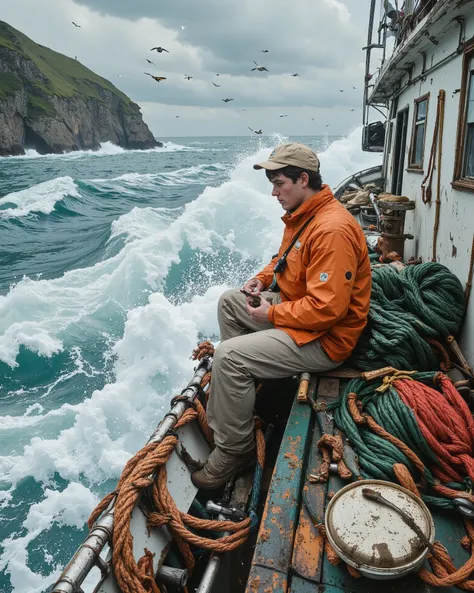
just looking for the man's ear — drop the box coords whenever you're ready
[299,172,309,188]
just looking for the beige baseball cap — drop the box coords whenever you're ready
[253,142,320,172]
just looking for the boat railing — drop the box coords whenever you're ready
[361,0,442,150]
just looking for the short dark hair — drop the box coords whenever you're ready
[265,165,323,191]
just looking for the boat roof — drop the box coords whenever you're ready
[368,0,474,105]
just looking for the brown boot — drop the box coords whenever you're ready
[191,446,256,490]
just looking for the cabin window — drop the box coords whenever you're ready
[463,70,474,178]
[408,95,428,170]
[454,43,474,191]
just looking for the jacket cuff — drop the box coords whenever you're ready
[268,304,276,323]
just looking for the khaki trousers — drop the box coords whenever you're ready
[206,289,343,455]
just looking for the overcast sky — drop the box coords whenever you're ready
[2,0,373,137]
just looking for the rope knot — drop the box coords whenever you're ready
[148,512,173,528]
[192,340,215,360]
[374,370,417,393]
[137,548,161,593]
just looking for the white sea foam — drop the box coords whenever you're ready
[0,176,80,218]
[0,483,98,593]
[1,140,217,161]
[90,163,227,191]
[0,127,381,591]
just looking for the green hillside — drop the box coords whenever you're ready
[0,20,135,113]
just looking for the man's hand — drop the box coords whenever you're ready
[242,278,264,296]
[245,296,271,323]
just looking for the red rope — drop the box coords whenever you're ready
[396,375,474,484]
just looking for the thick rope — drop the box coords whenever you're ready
[350,262,465,371]
[88,366,263,593]
[327,372,474,589]
[332,372,474,509]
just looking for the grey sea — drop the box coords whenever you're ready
[0,131,381,592]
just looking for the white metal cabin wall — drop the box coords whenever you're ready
[383,13,474,365]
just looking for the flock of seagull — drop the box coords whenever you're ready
[71,21,360,135]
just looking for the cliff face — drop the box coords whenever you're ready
[0,21,159,156]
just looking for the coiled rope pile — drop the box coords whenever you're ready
[350,262,465,371]
[319,369,474,589]
[88,350,266,593]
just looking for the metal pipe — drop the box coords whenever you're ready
[196,507,230,593]
[195,550,223,593]
[51,357,212,593]
[363,0,379,136]
[157,566,188,587]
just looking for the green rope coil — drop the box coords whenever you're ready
[330,373,461,510]
[350,262,465,371]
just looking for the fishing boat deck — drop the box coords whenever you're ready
[245,372,470,593]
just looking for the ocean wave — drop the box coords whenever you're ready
[0,127,382,592]
[0,176,80,218]
[0,140,223,161]
[89,163,227,190]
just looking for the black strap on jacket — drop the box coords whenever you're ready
[269,216,315,292]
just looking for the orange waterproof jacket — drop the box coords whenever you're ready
[255,185,371,362]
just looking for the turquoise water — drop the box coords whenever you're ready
[0,131,381,592]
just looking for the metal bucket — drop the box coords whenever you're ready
[325,479,435,580]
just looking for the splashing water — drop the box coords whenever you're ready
[0,130,381,592]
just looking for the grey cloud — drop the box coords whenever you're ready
[73,0,366,73]
[2,0,371,135]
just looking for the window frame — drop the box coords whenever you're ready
[453,38,474,192]
[407,92,429,173]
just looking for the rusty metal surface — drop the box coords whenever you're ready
[290,420,326,583]
[251,392,312,575]
[244,565,287,593]
[320,366,362,379]
[315,377,341,400]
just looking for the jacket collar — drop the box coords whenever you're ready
[281,185,335,228]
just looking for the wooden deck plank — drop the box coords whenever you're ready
[250,386,313,575]
[288,574,318,592]
[290,376,340,584]
[245,565,287,593]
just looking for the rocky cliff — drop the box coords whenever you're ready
[0,21,160,156]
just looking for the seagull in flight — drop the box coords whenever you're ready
[280,114,288,117]
[181,25,186,30]
[146,58,155,64]
[184,75,193,80]
[352,86,357,89]
[72,21,81,27]
[222,98,234,102]
[248,127,263,134]
[261,49,269,53]
[212,82,221,87]
[144,73,166,82]
[251,61,269,72]
[340,89,344,92]
[291,73,300,77]
[350,108,356,111]
[150,47,169,53]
